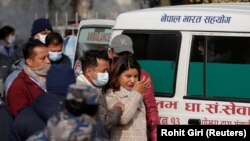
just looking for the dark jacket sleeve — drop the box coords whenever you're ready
[97,94,123,131]
[141,69,160,141]
[0,54,12,82]
[9,106,46,141]
[0,105,13,141]
[62,54,72,67]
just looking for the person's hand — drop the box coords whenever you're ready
[114,101,125,111]
[133,76,151,94]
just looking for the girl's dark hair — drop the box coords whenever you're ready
[102,54,141,93]
[64,100,98,116]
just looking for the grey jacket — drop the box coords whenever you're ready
[0,54,11,82]
[0,54,11,99]
[97,93,123,131]
[4,58,24,99]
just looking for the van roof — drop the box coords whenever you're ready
[79,19,115,28]
[114,3,250,32]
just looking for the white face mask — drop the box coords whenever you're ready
[48,51,63,61]
[38,34,46,44]
[7,35,15,45]
[92,72,109,87]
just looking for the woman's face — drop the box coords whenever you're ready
[118,68,139,91]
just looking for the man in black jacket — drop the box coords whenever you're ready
[45,32,72,67]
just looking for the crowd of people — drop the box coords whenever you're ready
[0,18,160,141]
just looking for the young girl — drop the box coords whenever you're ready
[102,55,150,141]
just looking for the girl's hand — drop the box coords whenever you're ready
[134,76,151,94]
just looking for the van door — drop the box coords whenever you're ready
[184,32,250,125]
[123,30,181,97]
[122,31,250,125]
[122,30,182,124]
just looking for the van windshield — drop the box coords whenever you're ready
[73,27,112,73]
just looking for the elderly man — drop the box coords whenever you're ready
[7,39,50,117]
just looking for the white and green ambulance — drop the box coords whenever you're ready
[111,3,250,125]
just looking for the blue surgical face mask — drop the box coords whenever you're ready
[49,51,63,61]
[92,72,109,87]
[7,35,15,45]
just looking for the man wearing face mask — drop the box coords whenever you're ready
[76,50,124,131]
[31,18,53,44]
[45,32,71,66]
[0,25,15,57]
[7,39,51,118]
[4,18,52,102]
[76,50,110,88]
[11,18,52,63]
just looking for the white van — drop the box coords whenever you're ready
[72,19,115,73]
[111,3,250,125]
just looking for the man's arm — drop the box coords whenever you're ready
[97,94,123,131]
[7,79,30,117]
[141,69,160,141]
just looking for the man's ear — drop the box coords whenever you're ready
[108,48,115,58]
[25,58,33,67]
[85,67,92,75]
[85,67,94,80]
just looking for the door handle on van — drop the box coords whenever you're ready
[188,119,201,125]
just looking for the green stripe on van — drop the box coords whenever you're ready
[188,63,250,99]
[139,60,175,96]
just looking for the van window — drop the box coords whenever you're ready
[74,27,112,65]
[188,35,250,101]
[123,31,181,96]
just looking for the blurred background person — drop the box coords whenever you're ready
[0,54,11,84]
[27,84,108,141]
[0,53,12,104]
[63,34,77,66]
[11,18,53,63]
[0,103,13,141]
[9,64,76,141]
[45,32,71,66]
[0,53,13,141]
[0,25,15,58]
[31,18,53,44]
